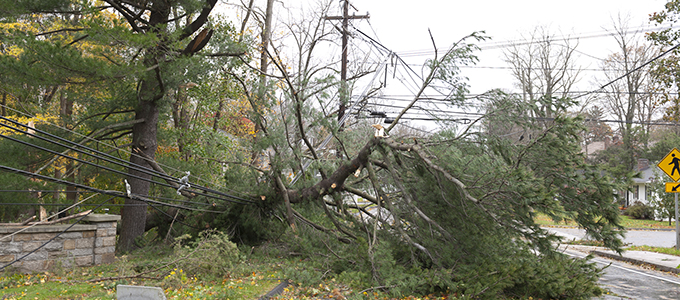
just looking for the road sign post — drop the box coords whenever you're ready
[658,148,680,250]
[675,193,680,250]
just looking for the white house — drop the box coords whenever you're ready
[626,159,658,207]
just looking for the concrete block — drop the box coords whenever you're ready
[117,285,166,300]
[76,238,94,249]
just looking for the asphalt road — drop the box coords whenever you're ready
[549,227,678,248]
[562,247,680,299]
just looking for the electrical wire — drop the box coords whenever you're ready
[0,116,256,205]
[0,103,227,191]
[0,163,235,211]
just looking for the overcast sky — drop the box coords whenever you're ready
[252,0,674,129]
[349,0,669,94]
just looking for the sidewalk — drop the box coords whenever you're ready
[545,227,680,274]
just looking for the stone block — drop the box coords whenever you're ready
[23,241,43,252]
[69,248,93,256]
[13,234,32,242]
[22,251,47,261]
[95,236,116,248]
[57,257,73,268]
[96,228,108,237]
[75,255,93,266]
[82,214,120,223]
[43,240,63,252]
[76,238,94,249]
[101,252,115,264]
[59,232,83,239]
[43,259,55,270]
[48,251,67,259]
[20,260,44,272]
[0,242,23,254]
[63,239,75,250]
[117,285,166,300]
[96,222,113,229]
[82,231,95,238]
[32,233,56,240]
[95,246,115,254]
[107,228,117,236]
[0,254,15,263]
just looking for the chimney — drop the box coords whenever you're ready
[637,158,649,171]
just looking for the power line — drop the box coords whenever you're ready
[0,116,256,205]
[0,103,227,192]
[0,163,240,211]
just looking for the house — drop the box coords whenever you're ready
[626,158,658,207]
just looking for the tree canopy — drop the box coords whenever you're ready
[0,0,649,298]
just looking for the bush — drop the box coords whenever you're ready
[170,230,244,281]
[623,202,654,220]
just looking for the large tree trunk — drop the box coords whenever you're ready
[115,0,216,252]
[119,96,159,252]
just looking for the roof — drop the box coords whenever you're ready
[632,165,657,184]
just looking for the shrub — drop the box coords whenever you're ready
[170,230,243,281]
[623,201,654,220]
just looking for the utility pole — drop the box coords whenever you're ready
[325,0,369,125]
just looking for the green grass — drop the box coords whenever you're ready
[0,246,283,300]
[626,245,680,257]
[534,213,675,230]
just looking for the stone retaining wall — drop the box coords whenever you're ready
[0,214,120,273]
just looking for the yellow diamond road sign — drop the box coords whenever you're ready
[658,148,680,182]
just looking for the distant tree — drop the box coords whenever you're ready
[649,0,680,132]
[598,16,660,176]
[504,26,581,121]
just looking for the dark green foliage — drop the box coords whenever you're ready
[623,201,655,220]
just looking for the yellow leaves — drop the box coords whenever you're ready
[0,113,57,136]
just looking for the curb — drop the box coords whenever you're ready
[590,250,680,274]
[259,280,291,300]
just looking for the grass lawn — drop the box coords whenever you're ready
[536,213,680,258]
[0,244,448,300]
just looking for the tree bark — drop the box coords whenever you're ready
[286,137,377,203]
[117,0,217,253]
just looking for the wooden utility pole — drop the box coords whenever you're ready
[325,0,369,124]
